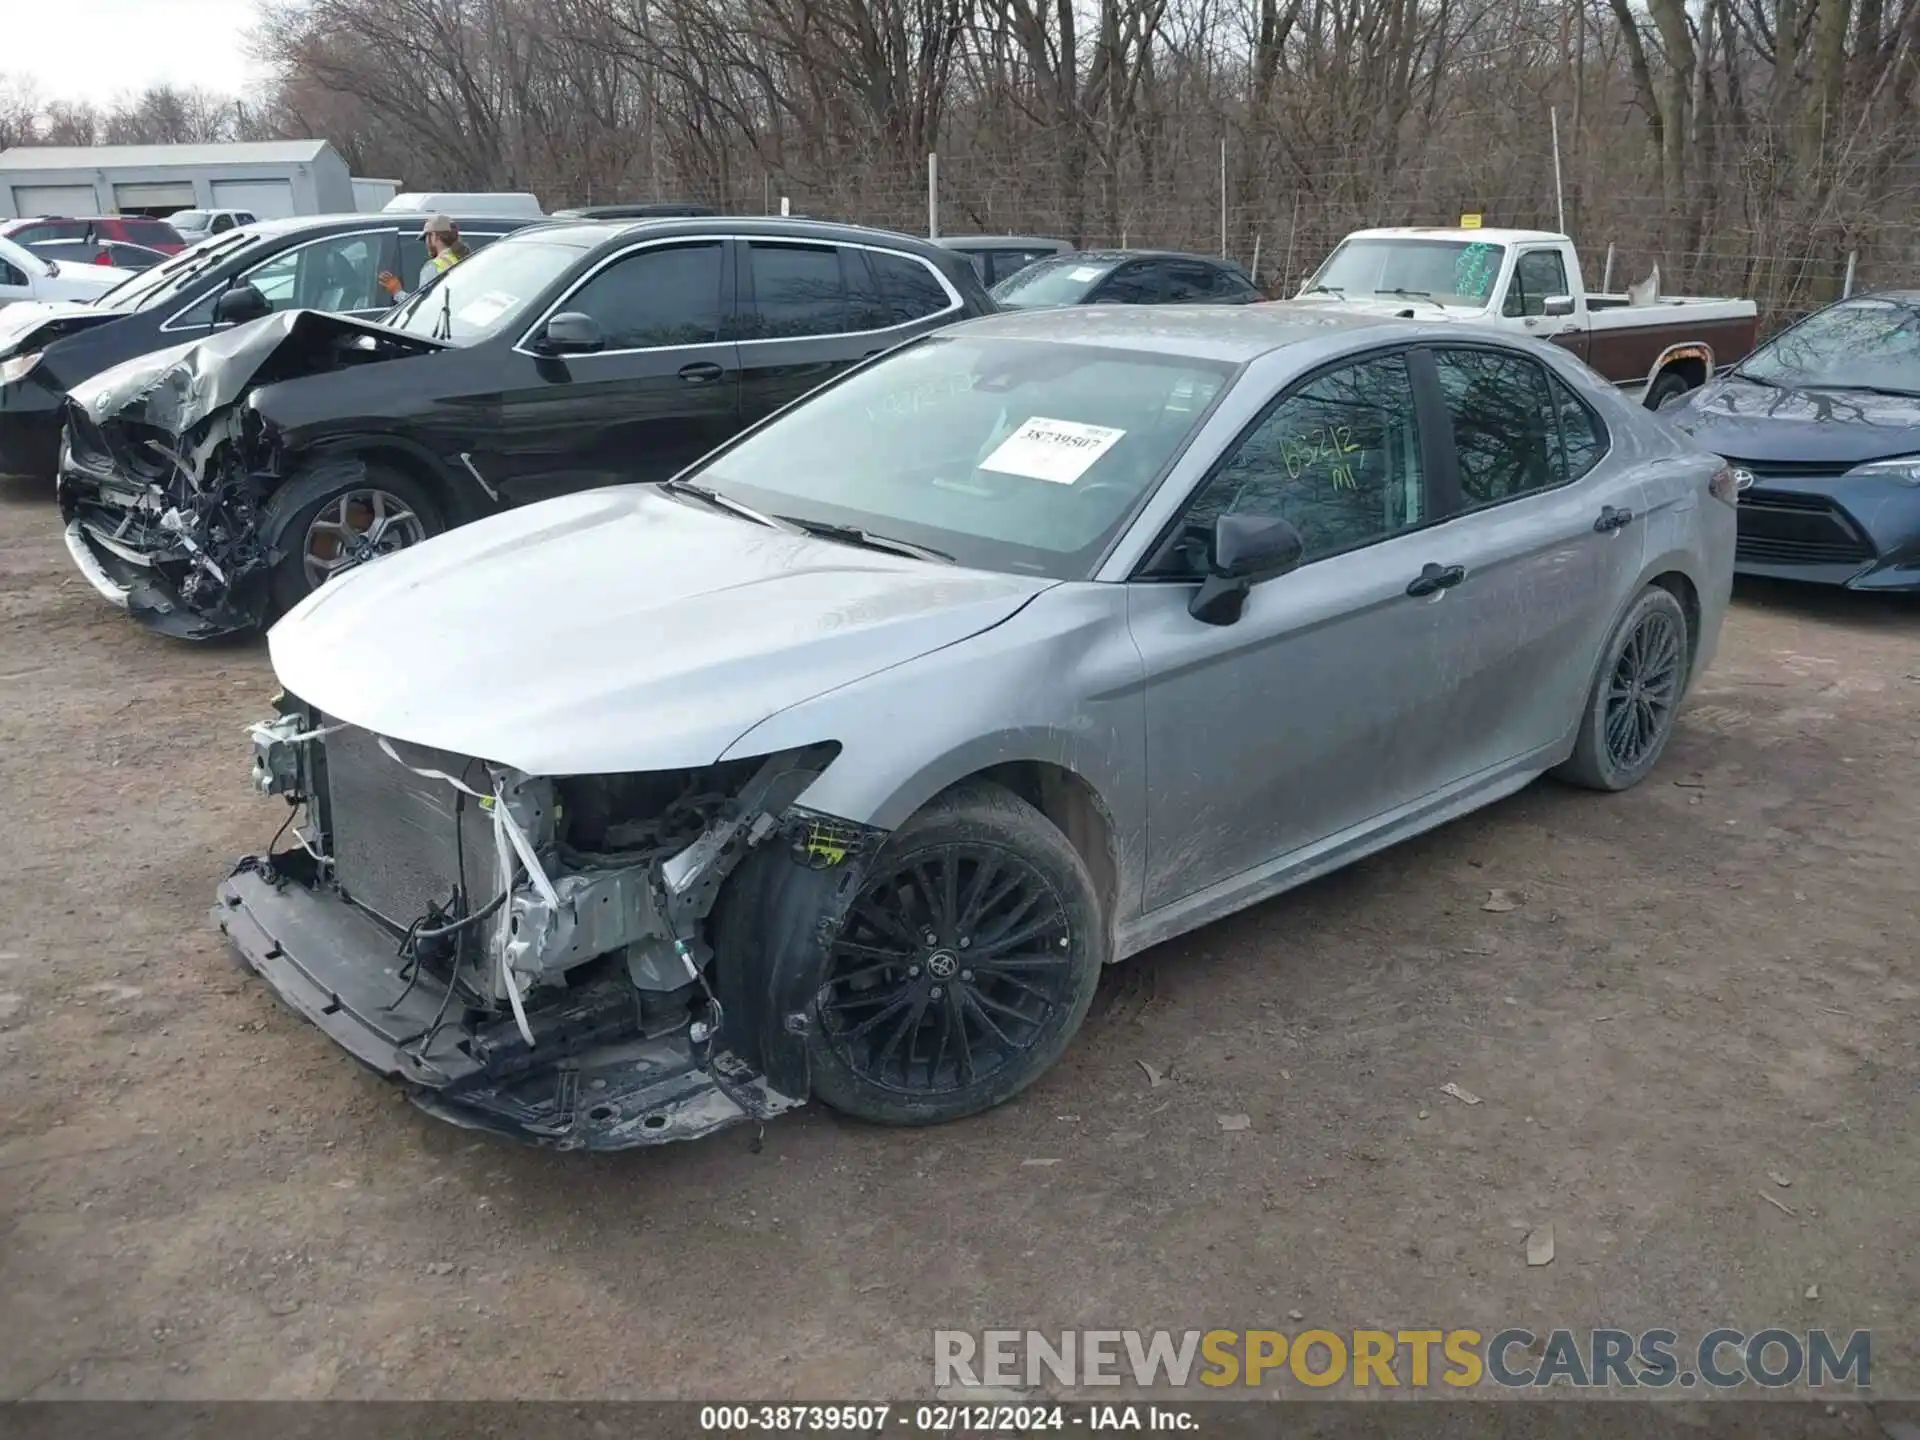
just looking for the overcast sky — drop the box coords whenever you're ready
[11,0,269,108]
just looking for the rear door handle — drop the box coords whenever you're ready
[1406,562,1467,597]
[1594,505,1636,532]
[679,361,724,384]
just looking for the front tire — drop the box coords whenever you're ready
[806,783,1105,1126]
[1555,585,1690,791]
[261,462,445,620]
[1644,369,1693,411]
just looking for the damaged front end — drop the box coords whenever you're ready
[215,698,877,1150]
[57,312,445,639]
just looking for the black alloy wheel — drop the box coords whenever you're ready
[1555,584,1691,792]
[806,784,1104,1125]
[1604,605,1684,771]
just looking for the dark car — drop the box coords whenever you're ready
[1662,290,1920,591]
[26,239,169,272]
[989,249,1261,309]
[935,234,1072,288]
[551,203,718,220]
[58,216,995,638]
[2,215,186,255]
[0,212,536,480]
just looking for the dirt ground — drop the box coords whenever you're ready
[1,474,1915,1405]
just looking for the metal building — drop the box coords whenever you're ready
[0,141,356,221]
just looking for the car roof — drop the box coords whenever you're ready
[1345,226,1566,246]
[520,214,962,260]
[1057,248,1242,265]
[241,212,549,238]
[936,235,1071,250]
[944,302,1418,362]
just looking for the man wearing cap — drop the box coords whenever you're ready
[378,214,470,302]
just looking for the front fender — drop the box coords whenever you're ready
[719,582,1150,921]
[296,433,493,523]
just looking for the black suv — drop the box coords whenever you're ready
[58,216,996,638]
[0,212,535,479]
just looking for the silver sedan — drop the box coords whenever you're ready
[218,305,1737,1150]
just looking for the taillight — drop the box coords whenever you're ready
[1708,464,1750,506]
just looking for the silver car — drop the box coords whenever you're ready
[216,306,1737,1151]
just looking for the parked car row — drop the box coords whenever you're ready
[0,199,1782,1154]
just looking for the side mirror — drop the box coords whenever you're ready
[1542,294,1576,318]
[537,311,604,355]
[1189,512,1306,625]
[213,283,270,327]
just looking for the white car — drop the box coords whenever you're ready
[0,234,130,309]
[167,208,256,243]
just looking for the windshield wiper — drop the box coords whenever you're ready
[1380,287,1443,309]
[1729,368,1781,387]
[1808,382,1920,399]
[774,515,953,563]
[1303,284,1346,300]
[657,478,789,530]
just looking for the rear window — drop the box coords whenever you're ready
[120,218,183,246]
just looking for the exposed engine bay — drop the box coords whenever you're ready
[216,693,876,1149]
[57,311,446,638]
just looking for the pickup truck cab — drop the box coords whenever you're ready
[1293,227,1758,408]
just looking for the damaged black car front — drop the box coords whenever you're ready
[58,311,447,639]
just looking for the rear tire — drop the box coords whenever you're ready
[806,783,1105,1126]
[261,461,445,621]
[1555,585,1690,792]
[1644,369,1693,411]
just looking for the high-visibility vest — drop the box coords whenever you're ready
[431,249,461,274]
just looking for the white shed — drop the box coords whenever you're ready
[0,141,356,220]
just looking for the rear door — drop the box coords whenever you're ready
[733,238,962,424]
[1407,343,1646,777]
[478,236,742,501]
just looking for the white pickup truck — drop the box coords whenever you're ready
[1290,227,1759,408]
[0,234,131,310]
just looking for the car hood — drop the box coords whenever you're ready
[269,486,1053,775]
[1666,376,1920,466]
[1275,295,1481,321]
[67,309,447,438]
[0,299,117,358]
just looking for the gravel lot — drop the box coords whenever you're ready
[2,475,1915,1403]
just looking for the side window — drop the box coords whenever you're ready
[238,213,256,225]
[0,258,24,287]
[1503,249,1571,318]
[1434,347,1565,503]
[1178,353,1426,568]
[865,249,951,325]
[742,241,846,338]
[211,214,234,234]
[1549,371,1606,481]
[842,248,889,331]
[1161,262,1214,301]
[566,241,723,348]
[1095,263,1156,304]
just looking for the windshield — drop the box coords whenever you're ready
[89,229,257,312]
[386,237,581,342]
[1738,297,1920,394]
[990,256,1117,309]
[1304,238,1506,306]
[691,334,1236,578]
[170,211,210,229]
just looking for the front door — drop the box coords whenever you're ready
[480,238,743,503]
[1129,349,1467,910]
[1504,245,1590,362]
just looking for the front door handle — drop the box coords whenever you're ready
[1406,562,1467,597]
[678,361,725,384]
[1594,505,1636,533]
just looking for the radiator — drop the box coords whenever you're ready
[321,724,497,932]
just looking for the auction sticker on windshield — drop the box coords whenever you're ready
[980,417,1126,484]
[457,292,517,328]
[1069,266,1105,282]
